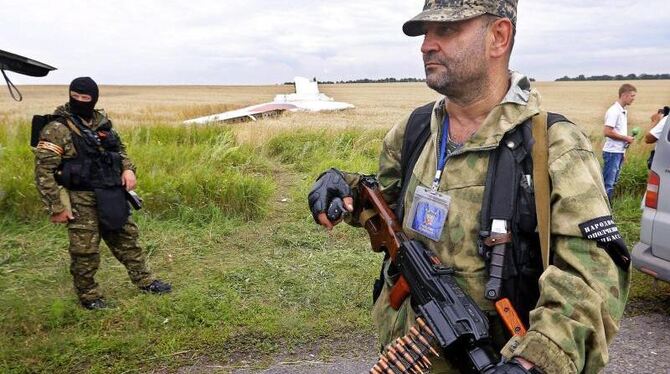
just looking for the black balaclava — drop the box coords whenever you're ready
[69,77,99,121]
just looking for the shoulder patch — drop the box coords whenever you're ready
[579,215,631,270]
[579,216,621,243]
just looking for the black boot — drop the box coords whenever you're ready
[81,298,107,310]
[140,279,172,294]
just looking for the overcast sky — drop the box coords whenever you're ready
[3,0,669,85]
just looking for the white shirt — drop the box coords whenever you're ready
[650,115,668,140]
[603,101,628,153]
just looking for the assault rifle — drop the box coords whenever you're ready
[352,177,525,374]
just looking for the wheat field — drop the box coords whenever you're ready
[3,80,669,139]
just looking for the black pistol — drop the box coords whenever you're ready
[125,190,143,210]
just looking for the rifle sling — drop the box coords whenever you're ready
[64,118,83,137]
[531,111,551,270]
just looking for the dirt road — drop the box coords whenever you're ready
[220,312,669,374]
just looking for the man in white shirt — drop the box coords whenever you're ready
[602,83,637,201]
[646,108,669,144]
[644,107,669,168]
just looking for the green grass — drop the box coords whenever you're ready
[1,124,666,373]
[0,212,379,373]
[613,152,649,198]
[0,124,274,221]
[0,126,382,373]
[267,128,383,175]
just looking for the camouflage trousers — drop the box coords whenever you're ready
[372,281,509,373]
[67,191,152,302]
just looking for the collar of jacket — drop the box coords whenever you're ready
[429,71,541,153]
[54,103,110,130]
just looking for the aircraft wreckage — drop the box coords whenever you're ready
[183,76,354,125]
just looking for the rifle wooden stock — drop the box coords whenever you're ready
[358,178,411,310]
[389,276,411,310]
[358,179,403,258]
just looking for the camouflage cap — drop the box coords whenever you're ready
[403,0,518,37]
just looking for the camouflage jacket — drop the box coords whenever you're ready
[345,73,630,374]
[33,104,135,214]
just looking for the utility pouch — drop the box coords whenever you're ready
[56,159,92,190]
[94,187,129,232]
[31,114,63,147]
[92,152,123,188]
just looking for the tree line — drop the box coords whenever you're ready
[556,73,670,81]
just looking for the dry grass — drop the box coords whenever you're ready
[3,80,667,212]
[3,80,669,145]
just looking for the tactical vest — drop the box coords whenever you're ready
[394,101,570,326]
[54,116,124,191]
[50,114,130,232]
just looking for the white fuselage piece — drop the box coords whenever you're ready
[184,76,354,125]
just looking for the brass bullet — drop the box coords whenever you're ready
[416,318,436,338]
[409,329,432,352]
[402,336,433,368]
[370,365,383,374]
[387,351,408,372]
[389,346,410,363]
[378,356,392,370]
[377,359,396,374]
[403,336,424,356]
[392,344,418,370]
[415,334,440,357]
[396,338,425,366]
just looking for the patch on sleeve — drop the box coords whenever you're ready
[579,216,622,242]
[579,216,630,270]
[36,141,64,155]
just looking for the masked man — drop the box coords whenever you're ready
[34,77,171,310]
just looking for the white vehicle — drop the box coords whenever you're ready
[183,77,354,125]
[633,115,670,282]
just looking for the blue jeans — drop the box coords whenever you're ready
[602,151,624,201]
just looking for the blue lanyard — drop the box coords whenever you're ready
[432,115,450,191]
[438,115,450,171]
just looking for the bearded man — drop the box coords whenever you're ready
[308,1,630,373]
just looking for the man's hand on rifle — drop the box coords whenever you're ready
[308,168,354,230]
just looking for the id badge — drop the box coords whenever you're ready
[406,186,451,241]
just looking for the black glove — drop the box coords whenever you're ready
[308,168,351,224]
[490,360,540,374]
[327,197,345,222]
